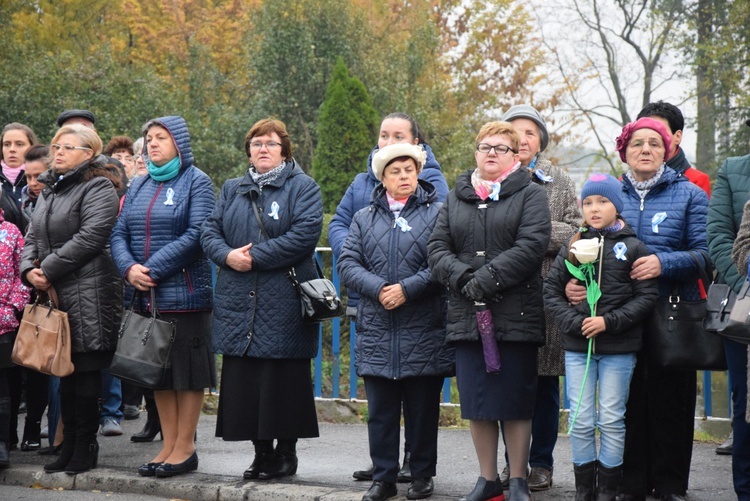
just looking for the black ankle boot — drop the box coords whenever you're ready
[244,439,274,479]
[0,397,11,468]
[65,395,100,474]
[595,462,622,501]
[258,439,298,480]
[397,451,412,483]
[45,392,76,473]
[574,462,596,501]
[131,416,161,442]
[459,476,505,501]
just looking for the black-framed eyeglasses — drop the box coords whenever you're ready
[476,143,516,155]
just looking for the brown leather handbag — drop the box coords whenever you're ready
[12,287,74,377]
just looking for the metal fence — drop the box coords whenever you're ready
[312,249,731,420]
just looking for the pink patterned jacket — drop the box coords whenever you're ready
[0,212,30,336]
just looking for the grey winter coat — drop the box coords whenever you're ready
[20,156,123,356]
[338,180,452,379]
[428,167,551,345]
[201,160,323,359]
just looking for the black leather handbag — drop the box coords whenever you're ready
[647,252,727,371]
[704,283,737,333]
[109,289,176,388]
[722,280,750,344]
[251,196,345,324]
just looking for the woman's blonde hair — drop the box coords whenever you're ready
[51,124,103,156]
[475,121,520,152]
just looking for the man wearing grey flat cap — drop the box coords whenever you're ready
[497,104,581,493]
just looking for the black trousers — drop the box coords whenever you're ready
[363,375,444,483]
[621,352,696,496]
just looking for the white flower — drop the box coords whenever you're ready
[570,237,602,264]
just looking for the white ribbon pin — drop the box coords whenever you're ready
[164,188,175,206]
[268,201,280,220]
[395,217,412,232]
[613,242,627,261]
[651,212,667,233]
[0,229,7,243]
[489,182,501,201]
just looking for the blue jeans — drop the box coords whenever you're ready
[565,351,636,468]
[100,369,123,423]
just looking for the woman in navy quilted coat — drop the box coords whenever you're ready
[110,116,216,478]
[201,118,323,482]
[338,143,450,501]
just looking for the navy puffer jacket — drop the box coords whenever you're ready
[620,167,709,300]
[329,144,448,308]
[110,115,215,312]
[428,168,551,345]
[201,160,323,359]
[338,180,452,379]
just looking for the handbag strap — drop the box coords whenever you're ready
[249,194,324,288]
[127,288,160,318]
[670,250,712,297]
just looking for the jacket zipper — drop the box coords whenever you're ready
[183,268,194,293]
[144,185,165,259]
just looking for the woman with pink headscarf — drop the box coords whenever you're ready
[566,117,708,501]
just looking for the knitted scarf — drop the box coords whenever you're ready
[624,164,665,200]
[147,156,181,182]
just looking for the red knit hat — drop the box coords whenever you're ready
[615,117,672,163]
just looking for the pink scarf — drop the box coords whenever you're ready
[1,160,24,185]
[471,161,522,200]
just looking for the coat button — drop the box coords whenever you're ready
[248,291,255,297]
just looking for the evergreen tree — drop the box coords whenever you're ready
[313,58,378,213]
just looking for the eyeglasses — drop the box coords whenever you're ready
[249,141,282,150]
[51,144,92,153]
[476,143,516,155]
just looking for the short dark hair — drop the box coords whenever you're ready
[24,144,50,164]
[382,112,425,144]
[244,118,292,159]
[637,101,684,134]
[103,136,134,156]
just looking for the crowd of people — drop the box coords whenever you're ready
[0,102,748,501]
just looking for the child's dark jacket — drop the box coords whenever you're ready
[544,223,659,354]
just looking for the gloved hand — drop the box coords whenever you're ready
[461,278,485,301]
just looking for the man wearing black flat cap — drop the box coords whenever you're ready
[707,117,750,501]
[56,109,96,130]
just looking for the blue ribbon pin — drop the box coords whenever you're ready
[489,182,501,201]
[395,217,412,232]
[534,169,553,183]
[268,201,280,220]
[164,187,175,206]
[651,212,667,233]
[0,229,7,243]
[613,242,627,261]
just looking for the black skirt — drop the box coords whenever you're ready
[156,311,216,391]
[455,340,538,421]
[216,356,319,441]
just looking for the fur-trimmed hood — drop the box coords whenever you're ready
[39,155,123,194]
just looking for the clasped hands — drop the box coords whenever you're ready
[127,264,157,291]
[379,284,405,310]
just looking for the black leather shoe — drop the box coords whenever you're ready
[528,466,552,491]
[257,451,298,480]
[354,464,375,481]
[397,452,412,483]
[407,477,434,500]
[362,480,398,501]
[155,452,198,478]
[716,433,733,455]
[20,439,41,452]
[131,419,162,442]
[459,476,504,501]
[138,462,163,477]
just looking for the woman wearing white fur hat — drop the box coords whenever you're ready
[338,143,452,501]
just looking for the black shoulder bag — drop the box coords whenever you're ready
[647,251,727,371]
[250,196,345,323]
